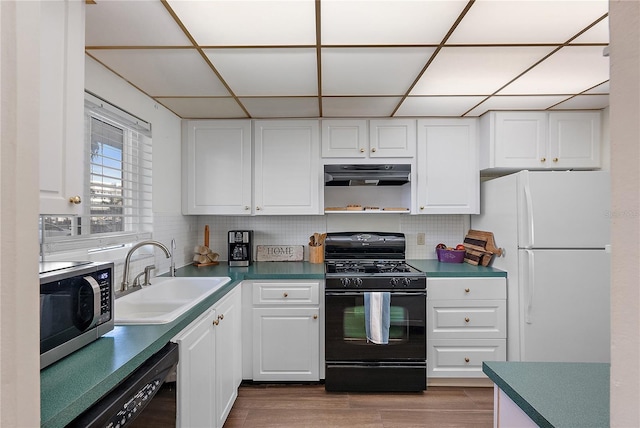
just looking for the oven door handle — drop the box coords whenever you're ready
[326,291,426,297]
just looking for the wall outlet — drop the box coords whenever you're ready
[417,233,425,246]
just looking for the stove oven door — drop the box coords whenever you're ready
[325,290,426,361]
[324,289,427,391]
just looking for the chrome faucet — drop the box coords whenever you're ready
[121,240,171,292]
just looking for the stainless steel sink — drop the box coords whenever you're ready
[115,276,231,325]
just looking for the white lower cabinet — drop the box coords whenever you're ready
[427,278,507,379]
[173,287,242,428]
[246,280,323,381]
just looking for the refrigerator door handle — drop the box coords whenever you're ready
[524,250,534,324]
[523,177,535,249]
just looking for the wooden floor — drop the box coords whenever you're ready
[131,382,494,427]
[224,383,494,428]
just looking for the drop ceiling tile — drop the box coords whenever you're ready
[322,97,402,117]
[204,48,317,96]
[322,47,435,95]
[157,97,247,119]
[585,81,610,94]
[321,0,468,45]
[410,46,554,96]
[571,17,609,43]
[87,49,230,97]
[240,97,319,118]
[448,0,609,44]
[498,46,609,95]
[465,95,568,117]
[395,96,486,117]
[168,0,316,46]
[549,94,609,110]
[86,0,190,46]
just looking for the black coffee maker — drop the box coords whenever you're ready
[228,230,253,266]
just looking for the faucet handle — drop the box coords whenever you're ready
[143,264,156,286]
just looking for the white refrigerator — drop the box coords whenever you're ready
[472,170,610,363]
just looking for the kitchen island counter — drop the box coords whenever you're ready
[483,361,609,428]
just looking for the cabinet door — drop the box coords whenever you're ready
[252,307,320,381]
[173,309,216,428]
[182,120,252,215]
[494,112,547,169]
[548,111,601,169]
[254,120,321,215]
[369,119,416,157]
[416,119,479,214]
[321,119,367,158]
[39,0,85,215]
[214,288,242,428]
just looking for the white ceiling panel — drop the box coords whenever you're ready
[204,48,317,96]
[321,0,468,45]
[550,94,609,110]
[395,96,486,117]
[498,46,609,95]
[241,97,319,118]
[585,81,610,94]
[87,49,230,96]
[322,97,402,117]
[571,17,609,43]
[85,0,190,46]
[322,47,435,95]
[465,95,568,117]
[448,0,608,44]
[167,0,316,46]
[411,47,554,96]
[157,97,247,118]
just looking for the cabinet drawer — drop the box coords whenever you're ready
[252,281,320,305]
[428,300,506,339]
[428,339,506,378]
[428,278,506,300]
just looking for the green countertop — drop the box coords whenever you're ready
[408,259,506,277]
[483,361,610,428]
[41,260,504,427]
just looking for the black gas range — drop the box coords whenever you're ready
[324,232,426,290]
[323,232,427,392]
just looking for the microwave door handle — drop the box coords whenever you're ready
[83,276,102,328]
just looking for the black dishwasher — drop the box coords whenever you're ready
[69,342,178,428]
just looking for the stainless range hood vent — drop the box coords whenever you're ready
[324,164,411,186]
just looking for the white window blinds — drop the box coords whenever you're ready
[40,94,153,254]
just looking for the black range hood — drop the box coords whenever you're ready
[324,164,411,186]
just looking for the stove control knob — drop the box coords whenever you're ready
[353,278,363,287]
[340,278,351,287]
[390,277,400,287]
[402,278,412,287]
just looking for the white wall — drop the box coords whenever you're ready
[0,2,42,426]
[609,1,640,425]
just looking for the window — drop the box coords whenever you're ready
[40,93,153,254]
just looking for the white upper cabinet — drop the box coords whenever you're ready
[548,111,601,169]
[182,120,252,215]
[321,119,416,159]
[321,119,368,158]
[369,119,416,158]
[416,119,479,214]
[253,120,322,215]
[39,0,85,215]
[480,111,602,171]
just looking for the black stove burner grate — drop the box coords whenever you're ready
[326,260,420,275]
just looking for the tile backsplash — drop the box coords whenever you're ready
[42,213,468,283]
[192,214,469,263]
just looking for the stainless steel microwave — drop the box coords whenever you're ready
[40,261,114,369]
